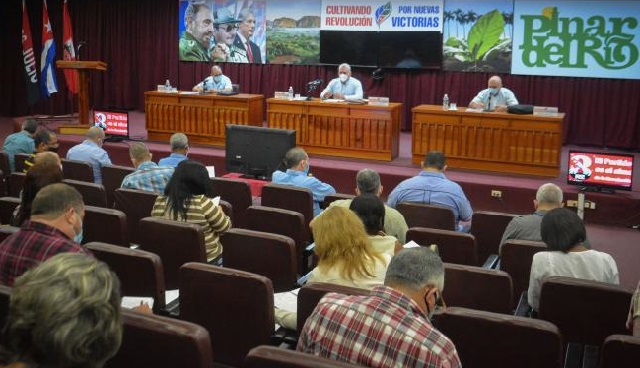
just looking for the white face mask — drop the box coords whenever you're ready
[339,73,349,83]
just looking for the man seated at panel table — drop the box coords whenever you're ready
[387,151,473,232]
[271,147,336,217]
[320,63,364,101]
[468,75,519,112]
[192,65,233,93]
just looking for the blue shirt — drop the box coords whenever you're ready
[121,161,174,194]
[158,153,188,168]
[271,169,336,216]
[200,74,232,92]
[2,131,35,172]
[66,140,112,184]
[321,77,364,100]
[470,87,518,110]
[387,171,473,231]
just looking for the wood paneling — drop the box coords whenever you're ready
[267,99,401,161]
[412,105,564,177]
[144,92,264,146]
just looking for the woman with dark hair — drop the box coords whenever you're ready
[349,193,402,256]
[527,208,618,311]
[151,160,231,262]
[12,162,64,226]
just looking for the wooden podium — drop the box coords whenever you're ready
[56,60,107,130]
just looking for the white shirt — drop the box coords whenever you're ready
[197,74,232,92]
[528,249,619,310]
[470,87,518,110]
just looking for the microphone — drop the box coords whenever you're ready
[76,41,86,61]
[307,78,323,86]
[200,75,210,94]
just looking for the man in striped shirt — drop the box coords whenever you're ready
[298,247,461,368]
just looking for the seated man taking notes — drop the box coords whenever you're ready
[469,75,518,112]
[192,65,232,93]
[320,63,363,101]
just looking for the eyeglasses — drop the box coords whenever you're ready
[434,292,447,311]
[218,24,238,32]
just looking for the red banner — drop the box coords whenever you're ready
[21,0,39,105]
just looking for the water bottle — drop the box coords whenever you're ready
[443,93,449,110]
[165,79,171,92]
[288,86,294,100]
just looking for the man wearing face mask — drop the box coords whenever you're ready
[22,129,59,172]
[192,65,232,93]
[298,247,461,367]
[469,75,518,112]
[320,63,364,101]
[0,183,90,286]
[271,147,336,217]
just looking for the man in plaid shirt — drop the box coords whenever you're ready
[121,142,174,194]
[0,183,90,286]
[298,247,461,368]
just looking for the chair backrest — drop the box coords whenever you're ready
[101,164,135,207]
[61,158,95,182]
[444,263,513,314]
[179,263,274,368]
[0,151,11,178]
[297,282,370,334]
[0,226,20,242]
[246,345,366,368]
[499,239,547,307]
[105,309,213,368]
[221,228,297,292]
[433,307,563,368]
[85,241,166,312]
[245,205,306,274]
[218,198,234,224]
[13,153,31,173]
[0,196,21,225]
[7,172,26,198]
[113,188,158,245]
[82,206,129,247]
[63,179,108,208]
[322,193,355,209]
[538,276,633,346]
[210,177,253,228]
[395,202,456,231]
[470,211,516,265]
[261,183,314,242]
[139,217,207,290]
[600,334,640,368]
[406,227,478,266]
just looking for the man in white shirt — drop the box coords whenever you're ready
[469,75,518,112]
[320,63,364,101]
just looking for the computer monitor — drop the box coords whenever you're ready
[93,109,129,141]
[225,124,296,180]
[567,150,634,192]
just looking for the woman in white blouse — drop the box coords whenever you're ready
[528,208,619,311]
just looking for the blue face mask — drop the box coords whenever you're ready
[304,162,310,175]
[213,75,222,84]
[489,87,499,95]
[73,210,83,244]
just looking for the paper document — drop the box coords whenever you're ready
[165,289,179,305]
[121,296,154,310]
[403,240,421,249]
[206,166,216,178]
[274,288,300,313]
[212,196,220,206]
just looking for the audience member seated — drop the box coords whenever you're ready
[2,118,37,172]
[0,253,122,368]
[627,280,640,337]
[0,183,89,286]
[272,147,336,217]
[500,183,563,251]
[327,168,408,243]
[66,126,112,184]
[349,193,402,256]
[528,208,619,312]
[12,161,64,226]
[274,206,390,330]
[158,132,189,168]
[22,129,59,172]
[34,151,62,168]
[151,160,230,263]
[298,247,461,368]
[387,151,473,232]
[121,142,174,193]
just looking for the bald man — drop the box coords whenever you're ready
[66,127,112,184]
[192,65,232,93]
[469,75,518,112]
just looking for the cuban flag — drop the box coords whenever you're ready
[41,0,58,97]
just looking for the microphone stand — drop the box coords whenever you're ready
[306,80,322,101]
